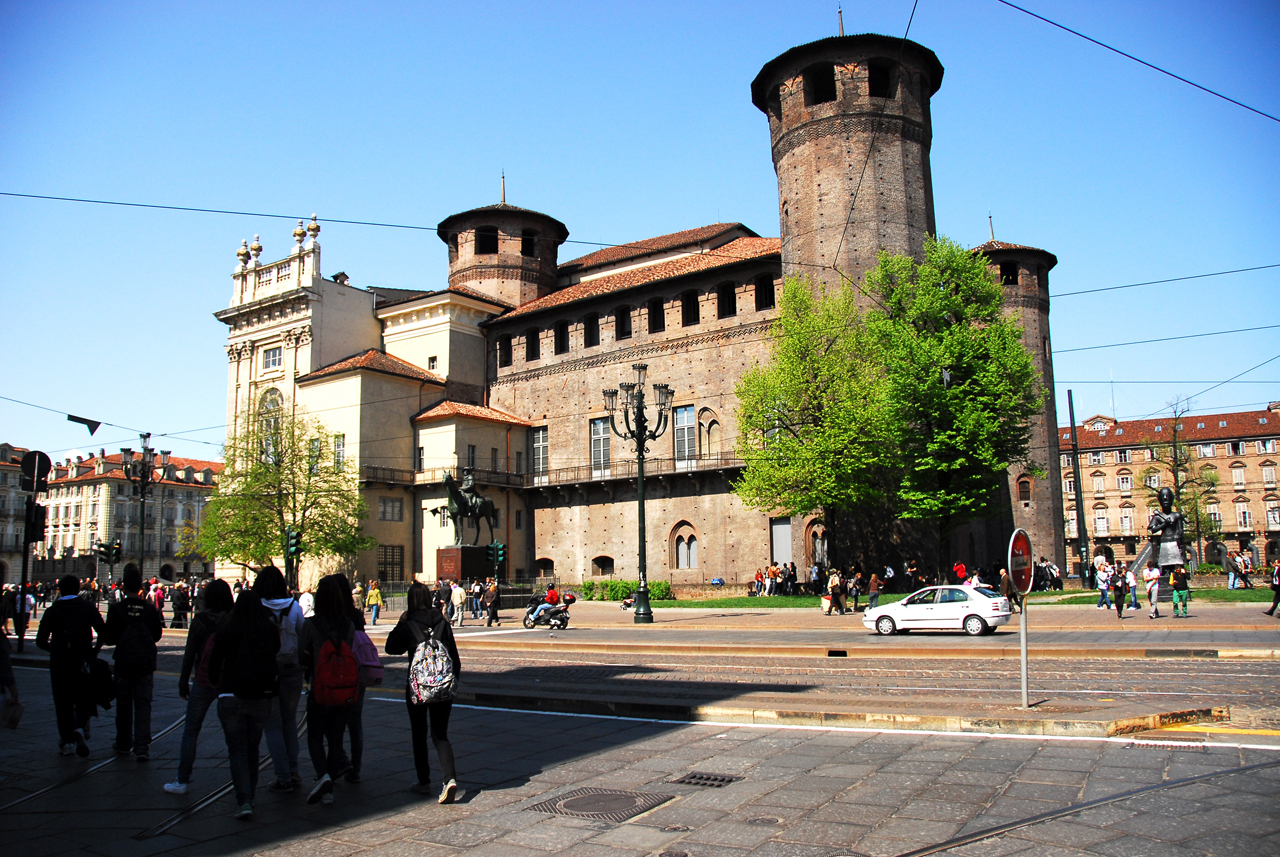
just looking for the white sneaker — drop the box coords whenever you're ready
[60,743,75,756]
[439,779,457,804]
[320,792,334,805]
[164,780,189,795]
[307,774,332,805]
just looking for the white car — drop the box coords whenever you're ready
[862,585,1012,636]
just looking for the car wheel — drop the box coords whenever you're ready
[523,615,535,629]
[964,615,988,636]
[876,616,897,636]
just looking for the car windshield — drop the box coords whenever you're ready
[973,587,1000,599]
[903,590,936,606]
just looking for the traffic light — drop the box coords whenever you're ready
[27,501,47,543]
[496,543,506,565]
[95,542,109,563]
[485,544,496,564]
[286,527,303,558]
[111,540,122,564]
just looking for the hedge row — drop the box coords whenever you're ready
[578,579,673,602]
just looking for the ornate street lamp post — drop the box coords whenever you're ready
[603,364,673,624]
[120,433,168,583]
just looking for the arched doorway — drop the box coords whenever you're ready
[160,564,176,582]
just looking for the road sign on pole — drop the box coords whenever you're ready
[1009,528,1033,709]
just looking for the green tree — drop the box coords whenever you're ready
[193,399,375,586]
[1139,398,1221,567]
[734,236,1046,567]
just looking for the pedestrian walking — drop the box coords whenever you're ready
[1171,566,1191,618]
[335,573,369,784]
[165,579,233,795]
[1265,560,1280,617]
[825,568,844,615]
[208,589,281,819]
[299,575,359,806]
[385,582,460,803]
[35,574,105,757]
[469,579,483,619]
[1096,562,1113,610]
[170,583,190,630]
[255,566,307,793]
[1125,564,1140,610]
[450,581,466,627]
[1111,565,1128,619]
[365,580,384,626]
[867,571,882,611]
[483,580,500,626]
[1143,561,1161,619]
[1226,550,1240,590]
[103,569,163,760]
[299,587,315,618]
[150,583,167,629]
[999,568,1021,613]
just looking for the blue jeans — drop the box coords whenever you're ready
[264,665,304,782]
[177,682,219,783]
[868,593,879,610]
[217,696,271,806]
[369,604,380,625]
[531,602,554,621]
[1097,588,1112,608]
[114,669,154,755]
[1129,588,1140,609]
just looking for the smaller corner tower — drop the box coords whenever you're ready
[436,204,569,307]
[752,35,943,299]
[975,240,1065,571]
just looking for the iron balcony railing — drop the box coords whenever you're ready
[363,453,745,492]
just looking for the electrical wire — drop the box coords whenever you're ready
[1054,324,1280,354]
[995,0,1280,124]
[1050,263,1280,297]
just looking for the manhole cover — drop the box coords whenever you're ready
[671,771,744,788]
[747,816,781,826]
[527,787,673,823]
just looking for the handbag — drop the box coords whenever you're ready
[1,696,22,729]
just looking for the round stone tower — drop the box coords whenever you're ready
[751,35,944,295]
[975,240,1066,572]
[437,203,569,307]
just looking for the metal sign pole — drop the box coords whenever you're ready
[1020,596,1029,709]
[1008,527,1033,710]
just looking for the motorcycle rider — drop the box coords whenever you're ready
[529,583,559,624]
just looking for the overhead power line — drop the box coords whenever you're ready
[1054,324,1280,354]
[996,0,1280,124]
[1050,263,1280,298]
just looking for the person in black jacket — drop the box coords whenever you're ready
[385,582,460,803]
[103,568,163,760]
[36,574,105,757]
[207,588,279,819]
[164,579,233,795]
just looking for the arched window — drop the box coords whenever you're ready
[521,229,539,258]
[716,282,736,318]
[669,521,700,569]
[258,387,283,415]
[614,305,633,340]
[258,388,284,462]
[676,536,688,569]
[1017,478,1032,502]
[680,290,700,327]
[525,328,541,361]
[868,60,895,99]
[803,62,837,105]
[591,556,614,576]
[554,320,570,354]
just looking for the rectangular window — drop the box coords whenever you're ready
[263,346,283,370]
[1088,452,1104,465]
[1061,454,1072,468]
[1093,511,1109,536]
[1120,510,1133,535]
[1063,478,1075,494]
[416,446,424,471]
[583,313,600,348]
[1198,444,1216,458]
[1267,504,1279,528]
[590,418,611,477]
[1092,476,1105,493]
[1145,473,1160,489]
[1259,439,1277,454]
[515,451,523,474]
[531,428,549,483]
[497,336,512,367]
[1228,442,1246,456]
[1237,505,1252,529]
[378,497,403,522]
[1264,466,1276,487]
[376,544,405,582]
[554,321,569,354]
[1117,475,1132,493]
[333,434,345,471]
[525,328,540,361]
[515,509,523,530]
[755,276,775,311]
[491,448,498,471]
[717,283,736,318]
[648,298,665,333]
[466,445,476,468]
[1065,515,1078,538]
[1116,449,1132,463]
[681,291,700,326]
[428,356,438,371]
[1208,504,1221,525]
[309,438,321,475]
[614,306,632,340]
[439,508,449,528]
[674,405,696,467]
[1233,468,1246,488]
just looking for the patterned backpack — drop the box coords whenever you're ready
[407,621,455,704]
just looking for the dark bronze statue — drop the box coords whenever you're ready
[1148,486,1186,570]
[443,468,496,546]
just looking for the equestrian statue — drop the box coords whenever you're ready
[443,468,497,546]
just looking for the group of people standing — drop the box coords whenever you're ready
[1091,554,1191,619]
[32,567,463,820]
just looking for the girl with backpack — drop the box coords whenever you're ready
[207,588,280,819]
[334,573,372,784]
[386,582,460,803]
[166,579,233,795]
[254,566,307,794]
[299,575,359,805]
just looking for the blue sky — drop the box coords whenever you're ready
[2,0,1277,462]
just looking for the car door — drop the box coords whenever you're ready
[897,588,939,628]
[936,587,969,628]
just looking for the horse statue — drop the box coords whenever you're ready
[443,469,497,546]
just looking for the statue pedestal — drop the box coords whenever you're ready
[436,545,492,583]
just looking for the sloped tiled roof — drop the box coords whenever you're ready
[500,236,780,321]
[296,349,444,385]
[559,223,756,272]
[377,285,514,312]
[1059,409,1279,451]
[47,453,223,487]
[412,400,530,427]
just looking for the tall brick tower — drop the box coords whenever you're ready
[437,203,568,307]
[751,35,944,294]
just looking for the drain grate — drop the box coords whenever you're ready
[527,787,673,823]
[671,771,745,788]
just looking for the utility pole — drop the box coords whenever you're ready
[121,434,167,582]
[17,450,51,653]
[1067,391,1091,586]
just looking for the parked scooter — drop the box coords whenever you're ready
[523,592,576,629]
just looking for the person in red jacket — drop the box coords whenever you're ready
[530,583,559,622]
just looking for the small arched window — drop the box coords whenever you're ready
[583,313,600,348]
[521,229,539,258]
[716,282,736,319]
[525,328,541,362]
[670,521,700,569]
[554,321,570,354]
[680,290,700,327]
[868,60,895,99]
[755,274,776,311]
[1018,478,1032,502]
[475,225,499,255]
[614,305,633,340]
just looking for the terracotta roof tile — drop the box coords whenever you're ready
[47,454,223,487]
[1059,410,1279,451]
[501,236,780,321]
[560,223,755,272]
[412,400,530,427]
[296,349,444,385]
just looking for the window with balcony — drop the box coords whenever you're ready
[674,405,696,469]
[491,448,499,471]
[590,418,611,478]
[531,428,549,484]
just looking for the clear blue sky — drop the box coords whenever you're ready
[2,0,1277,462]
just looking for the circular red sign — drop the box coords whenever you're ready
[1008,528,1034,594]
